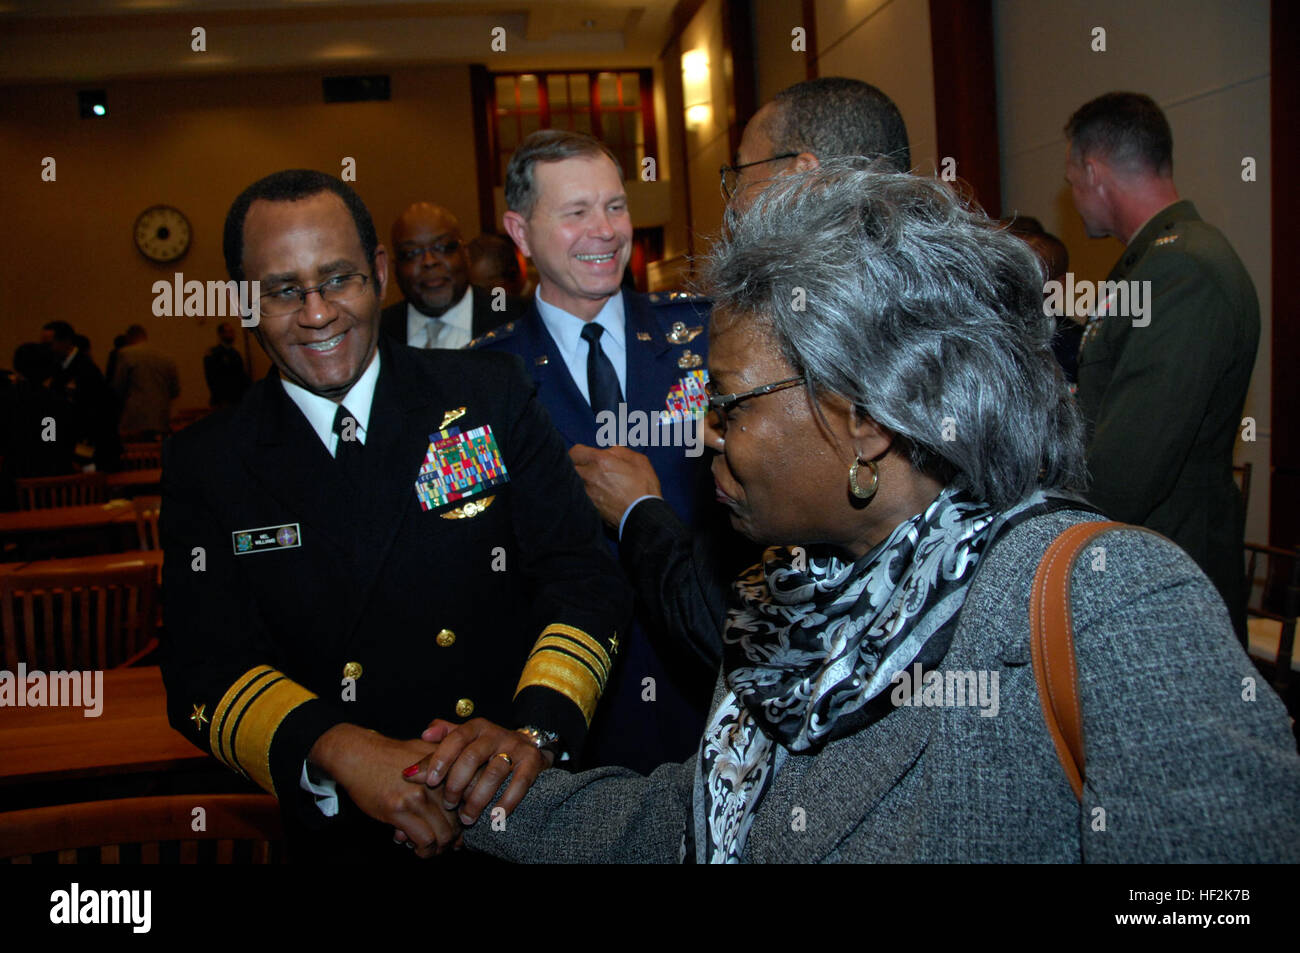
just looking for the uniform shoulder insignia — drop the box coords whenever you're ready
[1153,234,1179,247]
[467,321,516,349]
[666,320,704,345]
[650,291,709,305]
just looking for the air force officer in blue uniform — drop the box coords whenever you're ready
[472,131,715,773]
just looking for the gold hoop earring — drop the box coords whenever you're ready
[849,458,878,501]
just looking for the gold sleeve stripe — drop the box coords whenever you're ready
[538,623,614,674]
[532,634,609,691]
[210,664,317,797]
[514,647,603,726]
[210,666,277,773]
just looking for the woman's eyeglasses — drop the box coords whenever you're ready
[707,376,806,433]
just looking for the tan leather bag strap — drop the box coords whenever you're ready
[1029,520,1124,801]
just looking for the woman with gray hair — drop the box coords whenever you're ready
[438,161,1299,863]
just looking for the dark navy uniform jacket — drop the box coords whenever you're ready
[160,337,629,859]
[472,289,717,773]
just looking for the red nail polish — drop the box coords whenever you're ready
[402,763,420,777]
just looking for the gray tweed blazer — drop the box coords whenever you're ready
[464,510,1300,863]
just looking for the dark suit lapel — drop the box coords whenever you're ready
[379,301,409,346]
[623,290,675,420]
[518,304,598,447]
[470,287,492,339]
[240,377,356,565]
[339,339,440,643]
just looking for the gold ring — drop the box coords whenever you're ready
[495,752,514,767]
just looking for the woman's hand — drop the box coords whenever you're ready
[401,717,554,825]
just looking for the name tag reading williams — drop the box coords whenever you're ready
[232,523,301,555]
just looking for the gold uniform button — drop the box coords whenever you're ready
[455,697,474,718]
[342,662,363,680]
[435,628,456,648]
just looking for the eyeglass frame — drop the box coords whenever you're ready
[719,153,800,200]
[394,239,463,263]
[258,272,372,316]
[707,375,806,432]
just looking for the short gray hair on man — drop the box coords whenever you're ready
[765,77,910,172]
[504,130,624,217]
[702,159,1087,509]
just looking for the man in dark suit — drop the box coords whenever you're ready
[472,130,717,773]
[1066,92,1258,639]
[160,169,629,862]
[203,321,250,407]
[379,202,524,349]
[41,320,120,470]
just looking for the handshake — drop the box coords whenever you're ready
[308,716,555,859]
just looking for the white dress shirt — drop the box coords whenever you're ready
[405,287,474,350]
[534,290,628,404]
[279,347,380,454]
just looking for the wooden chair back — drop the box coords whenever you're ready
[1232,462,1253,515]
[1243,541,1298,697]
[120,441,163,471]
[133,495,162,551]
[15,472,107,510]
[0,562,159,670]
[0,794,285,863]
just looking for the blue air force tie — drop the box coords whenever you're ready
[580,321,623,420]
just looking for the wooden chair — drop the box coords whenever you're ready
[120,441,163,471]
[15,472,107,510]
[133,495,162,551]
[1232,462,1252,515]
[0,562,158,670]
[1243,542,1298,698]
[0,794,285,864]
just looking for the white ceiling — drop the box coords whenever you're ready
[0,1,681,85]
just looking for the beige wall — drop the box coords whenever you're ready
[679,0,734,262]
[0,64,479,404]
[995,0,1272,542]
[815,0,938,173]
[753,0,810,106]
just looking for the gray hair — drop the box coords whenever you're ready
[766,77,910,172]
[504,130,623,218]
[702,160,1087,509]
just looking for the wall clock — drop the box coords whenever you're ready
[133,204,191,263]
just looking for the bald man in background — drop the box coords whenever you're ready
[381,202,525,349]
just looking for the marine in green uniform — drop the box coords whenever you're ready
[1066,92,1259,639]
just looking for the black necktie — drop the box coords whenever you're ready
[581,322,623,420]
[332,403,365,484]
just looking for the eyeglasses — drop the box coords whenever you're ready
[395,240,462,263]
[706,375,805,433]
[719,153,799,200]
[259,273,370,317]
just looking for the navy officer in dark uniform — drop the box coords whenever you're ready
[160,169,629,861]
[472,131,718,773]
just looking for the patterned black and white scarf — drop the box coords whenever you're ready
[692,486,1064,863]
